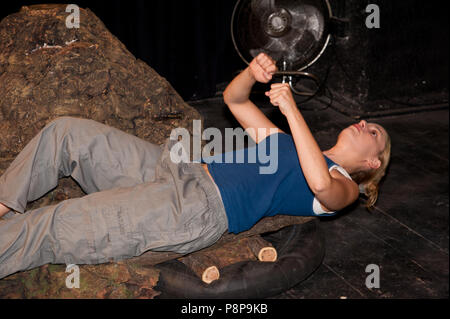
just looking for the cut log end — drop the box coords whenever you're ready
[202,266,220,284]
[258,247,277,262]
[179,254,222,284]
[247,235,278,262]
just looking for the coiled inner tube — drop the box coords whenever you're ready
[154,219,325,299]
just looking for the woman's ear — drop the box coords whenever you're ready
[367,158,381,170]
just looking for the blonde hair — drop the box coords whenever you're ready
[350,131,391,210]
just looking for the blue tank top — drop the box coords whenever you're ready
[202,132,351,234]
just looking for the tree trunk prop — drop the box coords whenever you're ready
[0,4,201,159]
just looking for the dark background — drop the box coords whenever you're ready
[1,0,448,108]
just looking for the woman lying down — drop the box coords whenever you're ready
[0,53,391,279]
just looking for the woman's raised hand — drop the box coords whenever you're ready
[248,53,278,83]
[265,83,297,117]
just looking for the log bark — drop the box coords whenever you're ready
[247,235,277,262]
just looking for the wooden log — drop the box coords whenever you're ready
[179,254,220,284]
[179,237,261,284]
[178,235,277,283]
[247,235,277,262]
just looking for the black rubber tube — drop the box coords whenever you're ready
[154,219,325,299]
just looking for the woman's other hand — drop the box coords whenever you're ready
[265,83,298,117]
[248,53,278,83]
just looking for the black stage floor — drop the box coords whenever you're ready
[188,93,449,299]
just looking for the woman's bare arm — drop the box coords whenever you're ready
[266,83,359,211]
[223,53,284,143]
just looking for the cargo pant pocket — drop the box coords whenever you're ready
[55,201,139,265]
[54,201,98,265]
[90,204,141,262]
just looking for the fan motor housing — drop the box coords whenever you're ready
[265,9,292,37]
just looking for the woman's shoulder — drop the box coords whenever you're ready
[329,166,352,181]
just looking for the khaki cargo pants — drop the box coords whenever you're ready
[0,117,228,279]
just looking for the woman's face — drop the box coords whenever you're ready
[338,120,387,169]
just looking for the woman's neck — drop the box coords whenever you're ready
[322,148,359,175]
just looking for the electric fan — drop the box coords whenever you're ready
[231,0,333,96]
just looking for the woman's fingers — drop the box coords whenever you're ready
[265,83,293,108]
[256,53,277,74]
[249,53,278,83]
[261,59,274,70]
[266,64,278,74]
[256,52,273,66]
[264,82,296,116]
[265,83,290,96]
[268,90,282,99]
[263,72,272,82]
[268,91,287,106]
[256,54,269,71]
[266,87,287,95]
[270,83,290,89]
